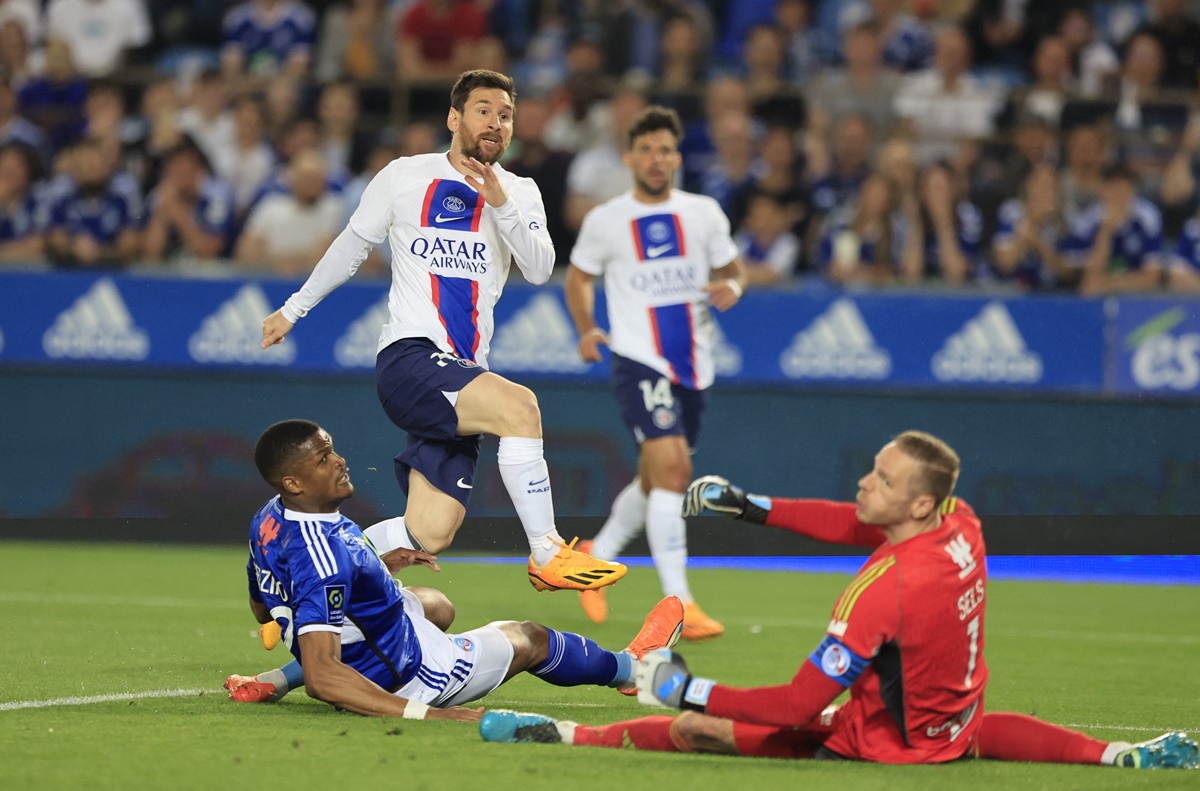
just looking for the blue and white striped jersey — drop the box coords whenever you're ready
[245,496,422,691]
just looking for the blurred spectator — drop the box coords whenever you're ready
[509,8,570,97]
[0,141,44,262]
[339,141,394,275]
[396,0,488,82]
[1060,122,1110,220]
[0,68,46,164]
[0,0,38,48]
[1013,35,1072,128]
[1160,113,1200,216]
[1065,163,1164,295]
[222,0,315,80]
[894,26,1004,165]
[808,113,873,224]
[45,136,141,268]
[990,164,1071,291]
[728,124,807,239]
[128,76,182,191]
[315,0,394,81]
[142,136,234,262]
[815,174,899,285]
[776,0,835,84]
[734,189,800,284]
[699,110,763,215]
[235,148,341,276]
[214,93,275,216]
[178,69,234,170]
[563,84,645,232]
[962,0,1030,70]
[18,39,88,156]
[848,0,934,73]
[1106,30,1186,190]
[505,96,574,256]
[542,40,609,153]
[316,80,366,176]
[902,162,982,286]
[397,118,440,156]
[0,20,33,89]
[1167,209,1200,291]
[654,14,708,98]
[591,0,700,80]
[1059,7,1120,98]
[679,76,755,193]
[1135,0,1200,89]
[740,22,803,127]
[805,21,900,136]
[45,0,151,78]
[974,112,1058,231]
[262,74,301,143]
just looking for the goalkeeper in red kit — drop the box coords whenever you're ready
[479,430,1198,770]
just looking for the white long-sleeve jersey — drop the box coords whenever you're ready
[281,152,555,368]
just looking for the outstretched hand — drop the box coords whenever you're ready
[380,548,441,575]
[262,309,294,350]
[577,327,609,363]
[460,157,509,207]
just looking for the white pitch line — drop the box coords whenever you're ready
[1060,723,1200,734]
[0,591,245,610]
[0,688,209,711]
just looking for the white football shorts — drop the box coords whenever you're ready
[392,587,514,707]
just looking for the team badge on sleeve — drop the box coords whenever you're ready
[324,584,347,625]
[810,635,869,687]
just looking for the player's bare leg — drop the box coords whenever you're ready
[402,469,466,554]
[456,372,626,591]
[642,436,723,640]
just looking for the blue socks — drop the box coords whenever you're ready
[281,658,305,689]
[530,629,631,688]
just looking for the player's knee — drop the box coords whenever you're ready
[410,587,455,631]
[675,711,736,754]
[506,387,542,436]
[650,457,692,493]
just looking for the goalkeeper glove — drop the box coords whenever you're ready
[259,620,282,650]
[682,475,771,524]
[635,648,716,713]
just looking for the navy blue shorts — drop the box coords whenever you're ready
[611,353,707,450]
[376,338,487,507]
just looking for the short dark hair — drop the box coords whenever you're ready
[626,105,683,149]
[1102,162,1137,184]
[255,419,321,486]
[893,430,960,506]
[450,69,515,112]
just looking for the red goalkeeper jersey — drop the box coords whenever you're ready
[706,497,988,764]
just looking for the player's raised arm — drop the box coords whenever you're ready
[298,630,480,721]
[682,476,885,548]
[489,175,555,284]
[260,163,395,346]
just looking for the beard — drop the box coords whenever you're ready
[460,127,509,165]
[635,175,670,198]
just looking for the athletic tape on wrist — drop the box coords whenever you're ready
[725,279,744,298]
[403,701,430,720]
[683,677,715,711]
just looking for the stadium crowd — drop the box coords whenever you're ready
[1,0,1200,294]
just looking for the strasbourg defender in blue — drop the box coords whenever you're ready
[228,419,683,720]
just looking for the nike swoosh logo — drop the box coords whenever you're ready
[528,476,548,486]
[646,243,674,258]
[435,213,462,223]
[456,478,473,489]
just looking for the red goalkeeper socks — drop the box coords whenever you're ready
[977,712,1107,764]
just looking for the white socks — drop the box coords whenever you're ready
[1102,741,1134,766]
[498,437,563,566]
[363,517,418,555]
[646,488,692,603]
[590,479,648,560]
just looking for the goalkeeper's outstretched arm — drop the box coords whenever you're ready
[683,476,885,548]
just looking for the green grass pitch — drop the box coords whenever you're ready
[1,541,1197,790]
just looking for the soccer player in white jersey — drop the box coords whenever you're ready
[259,70,625,593]
[564,106,746,640]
